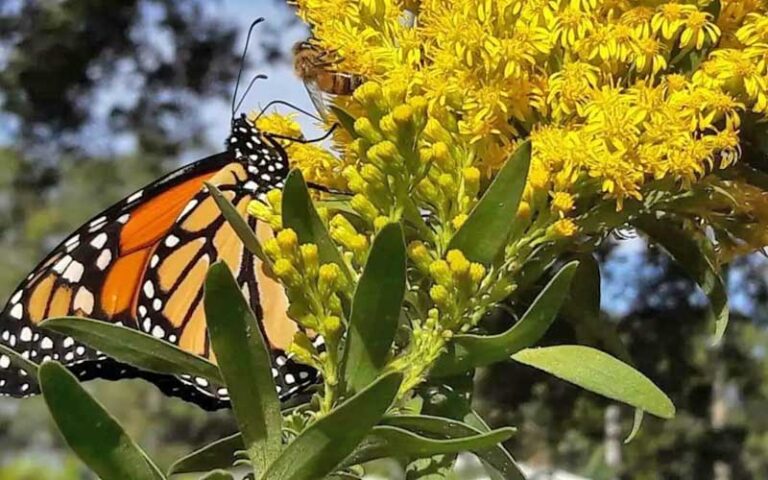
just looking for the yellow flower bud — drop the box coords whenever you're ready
[273,258,300,287]
[300,244,319,275]
[354,117,383,143]
[451,214,468,229]
[517,201,532,219]
[266,189,282,209]
[323,315,342,337]
[247,200,272,222]
[408,95,428,116]
[430,284,451,308]
[360,164,386,186]
[379,113,398,138]
[424,118,452,143]
[438,173,456,196]
[417,178,442,204]
[407,241,433,272]
[351,194,380,222]
[432,142,451,168]
[342,166,367,194]
[353,81,383,108]
[350,234,369,256]
[429,259,453,287]
[469,263,486,285]
[551,191,575,215]
[393,104,414,126]
[550,218,579,238]
[367,140,400,170]
[462,167,481,197]
[446,249,470,277]
[276,229,299,256]
[264,238,280,260]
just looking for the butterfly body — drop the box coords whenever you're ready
[0,114,319,409]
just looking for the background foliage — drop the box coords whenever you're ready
[0,1,766,479]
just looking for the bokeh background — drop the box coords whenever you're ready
[1,1,767,479]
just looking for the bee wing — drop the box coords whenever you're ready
[304,80,330,121]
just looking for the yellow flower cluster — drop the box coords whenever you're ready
[295,0,768,213]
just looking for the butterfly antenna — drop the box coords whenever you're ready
[256,100,323,122]
[234,74,268,114]
[267,123,339,144]
[232,17,265,117]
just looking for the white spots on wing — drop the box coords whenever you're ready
[63,336,75,348]
[0,355,9,369]
[168,334,177,343]
[74,287,95,315]
[10,290,22,304]
[20,383,28,392]
[62,260,85,283]
[138,305,147,318]
[217,387,229,396]
[90,233,108,249]
[152,298,162,311]
[1,331,9,341]
[165,235,180,248]
[127,190,144,203]
[143,281,155,298]
[244,181,258,192]
[179,199,198,219]
[20,327,32,343]
[275,356,286,366]
[247,165,259,175]
[299,371,310,380]
[53,255,73,274]
[75,346,86,356]
[260,173,272,182]
[90,216,106,227]
[64,351,74,361]
[142,318,152,332]
[195,377,209,387]
[40,337,54,350]
[271,368,278,378]
[151,325,165,339]
[284,374,296,385]
[9,304,23,320]
[150,255,160,268]
[117,214,130,224]
[96,249,112,271]
[65,235,80,247]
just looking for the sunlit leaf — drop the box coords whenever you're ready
[208,182,269,264]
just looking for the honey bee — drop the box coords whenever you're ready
[292,41,363,118]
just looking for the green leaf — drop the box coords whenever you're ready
[329,105,358,137]
[205,262,282,475]
[199,470,234,480]
[343,223,406,392]
[0,342,39,377]
[40,318,222,384]
[39,362,164,480]
[561,255,633,364]
[207,182,269,264]
[448,141,530,264]
[282,170,351,280]
[168,433,243,475]
[433,261,578,376]
[635,216,729,344]
[512,345,675,419]
[625,409,645,444]
[260,372,402,480]
[346,425,514,466]
[460,411,525,480]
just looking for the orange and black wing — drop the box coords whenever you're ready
[0,115,319,408]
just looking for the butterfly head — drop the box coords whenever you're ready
[228,114,289,190]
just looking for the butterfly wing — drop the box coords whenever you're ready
[135,161,317,404]
[0,152,232,396]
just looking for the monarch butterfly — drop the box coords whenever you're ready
[0,20,324,410]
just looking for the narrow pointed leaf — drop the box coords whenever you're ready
[343,223,406,392]
[433,261,578,376]
[0,342,38,377]
[625,409,645,444]
[205,262,282,474]
[260,372,402,480]
[39,362,164,480]
[168,433,243,475]
[449,141,530,264]
[329,106,357,137]
[635,216,728,344]
[208,182,269,264]
[460,411,526,480]
[513,345,675,419]
[345,425,514,466]
[282,170,351,280]
[40,317,222,384]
